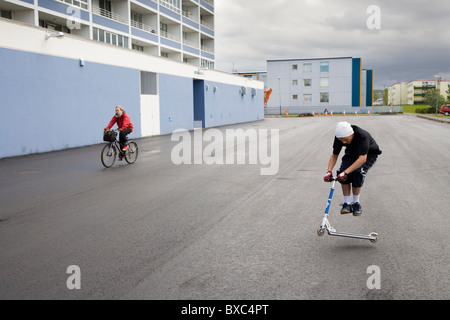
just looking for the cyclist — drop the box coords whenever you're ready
[104,106,134,159]
[323,121,382,216]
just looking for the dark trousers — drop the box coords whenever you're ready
[337,153,378,188]
[119,129,132,148]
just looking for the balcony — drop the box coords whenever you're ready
[131,20,157,34]
[92,5,128,25]
[160,0,180,14]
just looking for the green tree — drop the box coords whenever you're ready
[424,88,446,111]
[446,85,450,103]
[383,88,388,105]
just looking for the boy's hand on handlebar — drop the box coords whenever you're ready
[338,171,348,182]
[323,171,333,182]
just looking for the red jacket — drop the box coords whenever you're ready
[106,112,133,131]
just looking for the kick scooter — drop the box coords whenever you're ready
[317,176,378,243]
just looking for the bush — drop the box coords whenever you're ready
[415,107,435,114]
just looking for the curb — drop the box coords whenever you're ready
[415,114,450,124]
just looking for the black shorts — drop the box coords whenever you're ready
[337,154,378,188]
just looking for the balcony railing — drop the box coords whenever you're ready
[203,0,214,7]
[200,19,214,30]
[92,5,128,25]
[131,20,157,34]
[159,0,180,14]
[201,45,213,53]
[183,39,199,49]
[182,9,199,22]
[160,30,180,42]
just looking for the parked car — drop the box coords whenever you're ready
[440,105,450,116]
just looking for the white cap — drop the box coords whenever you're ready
[335,121,354,138]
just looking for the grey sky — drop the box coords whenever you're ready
[214,0,450,89]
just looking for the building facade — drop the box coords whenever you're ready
[0,0,215,68]
[387,80,450,105]
[0,14,263,159]
[265,57,373,114]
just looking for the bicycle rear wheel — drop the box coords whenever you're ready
[124,141,138,164]
[101,144,117,168]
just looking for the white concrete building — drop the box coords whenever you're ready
[266,57,373,114]
[0,0,215,68]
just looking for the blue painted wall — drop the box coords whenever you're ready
[352,58,361,107]
[0,47,141,158]
[159,74,194,135]
[203,81,264,128]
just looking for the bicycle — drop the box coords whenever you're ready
[101,129,138,168]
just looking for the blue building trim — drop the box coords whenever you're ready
[366,69,373,107]
[182,17,199,29]
[160,6,180,21]
[200,0,214,13]
[352,58,361,107]
[131,27,158,43]
[135,0,158,10]
[183,45,200,55]
[92,14,129,34]
[160,37,181,50]
[20,0,34,5]
[200,25,214,37]
[201,51,214,60]
[38,0,89,21]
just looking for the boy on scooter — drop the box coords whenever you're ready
[324,121,382,216]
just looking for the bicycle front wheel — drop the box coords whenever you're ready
[124,141,138,164]
[101,144,117,168]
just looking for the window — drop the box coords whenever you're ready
[303,94,312,102]
[61,0,88,10]
[320,92,329,103]
[292,64,298,70]
[132,44,144,52]
[292,95,298,100]
[141,71,157,95]
[303,79,312,87]
[93,27,129,48]
[303,63,312,72]
[0,9,12,19]
[320,62,329,73]
[160,22,168,37]
[320,77,329,88]
[292,80,298,86]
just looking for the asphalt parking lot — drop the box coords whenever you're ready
[0,114,449,300]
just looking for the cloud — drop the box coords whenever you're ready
[215,0,450,88]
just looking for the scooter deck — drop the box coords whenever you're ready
[327,229,378,242]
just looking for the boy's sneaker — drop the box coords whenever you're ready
[122,145,129,152]
[340,203,353,214]
[352,202,362,216]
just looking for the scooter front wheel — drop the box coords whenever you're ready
[317,227,325,236]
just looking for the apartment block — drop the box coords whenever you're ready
[0,0,215,68]
[266,57,373,113]
[387,80,450,105]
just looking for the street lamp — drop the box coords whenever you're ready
[278,77,281,115]
[45,32,64,40]
[434,75,440,115]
